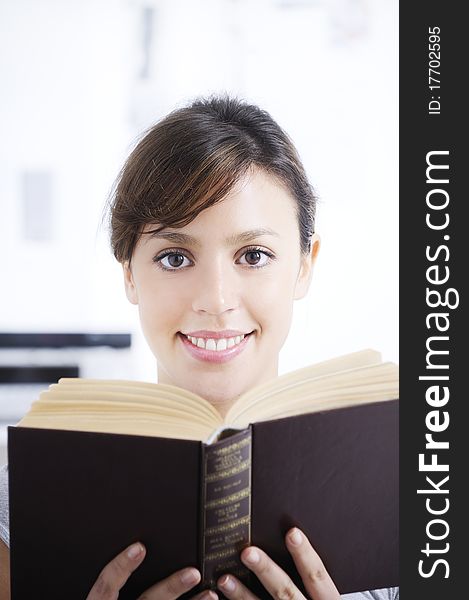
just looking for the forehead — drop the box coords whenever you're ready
[142,169,299,243]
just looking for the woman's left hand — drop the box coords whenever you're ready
[217,527,340,600]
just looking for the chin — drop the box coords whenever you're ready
[193,379,245,412]
[203,388,240,405]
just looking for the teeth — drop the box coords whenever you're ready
[216,338,227,351]
[185,333,248,351]
[205,339,216,351]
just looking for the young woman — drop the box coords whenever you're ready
[0,96,398,599]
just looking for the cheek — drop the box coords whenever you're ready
[248,274,295,340]
[136,279,186,338]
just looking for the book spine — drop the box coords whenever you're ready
[200,427,253,590]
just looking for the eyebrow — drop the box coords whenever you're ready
[148,227,280,247]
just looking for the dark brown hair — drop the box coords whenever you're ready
[109,95,317,262]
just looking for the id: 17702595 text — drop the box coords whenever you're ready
[428,26,441,115]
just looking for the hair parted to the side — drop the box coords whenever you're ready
[109,94,317,263]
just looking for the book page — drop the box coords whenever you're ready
[225,348,385,423]
[17,381,223,441]
[228,361,398,429]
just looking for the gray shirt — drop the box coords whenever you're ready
[0,464,398,599]
[0,464,8,549]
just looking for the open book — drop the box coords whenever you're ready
[16,348,397,441]
[8,349,399,599]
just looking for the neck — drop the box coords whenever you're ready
[156,362,279,419]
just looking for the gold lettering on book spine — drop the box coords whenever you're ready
[201,428,252,589]
[205,488,250,509]
[205,515,251,536]
[205,459,251,483]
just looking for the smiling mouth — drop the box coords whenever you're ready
[178,331,255,352]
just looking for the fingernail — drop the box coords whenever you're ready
[242,548,260,564]
[288,528,303,546]
[201,592,218,600]
[180,568,200,585]
[127,543,143,559]
[219,575,236,592]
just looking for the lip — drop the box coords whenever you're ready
[181,329,252,339]
[177,331,254,364]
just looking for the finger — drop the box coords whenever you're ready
[87,542,146,599]
[134,566,202,599]
[285,528,340,600]
[217,574,258,599]
[191,590,219,600]
[240,547,306,600]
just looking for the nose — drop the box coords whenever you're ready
[191,260,239,315]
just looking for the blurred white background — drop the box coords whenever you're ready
[0,0,398,383]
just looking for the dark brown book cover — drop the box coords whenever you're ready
[7,399,398,598]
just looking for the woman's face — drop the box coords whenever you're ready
[123,169,319,415]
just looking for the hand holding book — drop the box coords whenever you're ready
[85,527,340,600]
[219,528,341,600]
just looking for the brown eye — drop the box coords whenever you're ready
[245,250,261,265]
[166,253,185,268]
[238,248,273,268]
[155,251,192,270]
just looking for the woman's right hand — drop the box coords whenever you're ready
[86,542,217,600]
